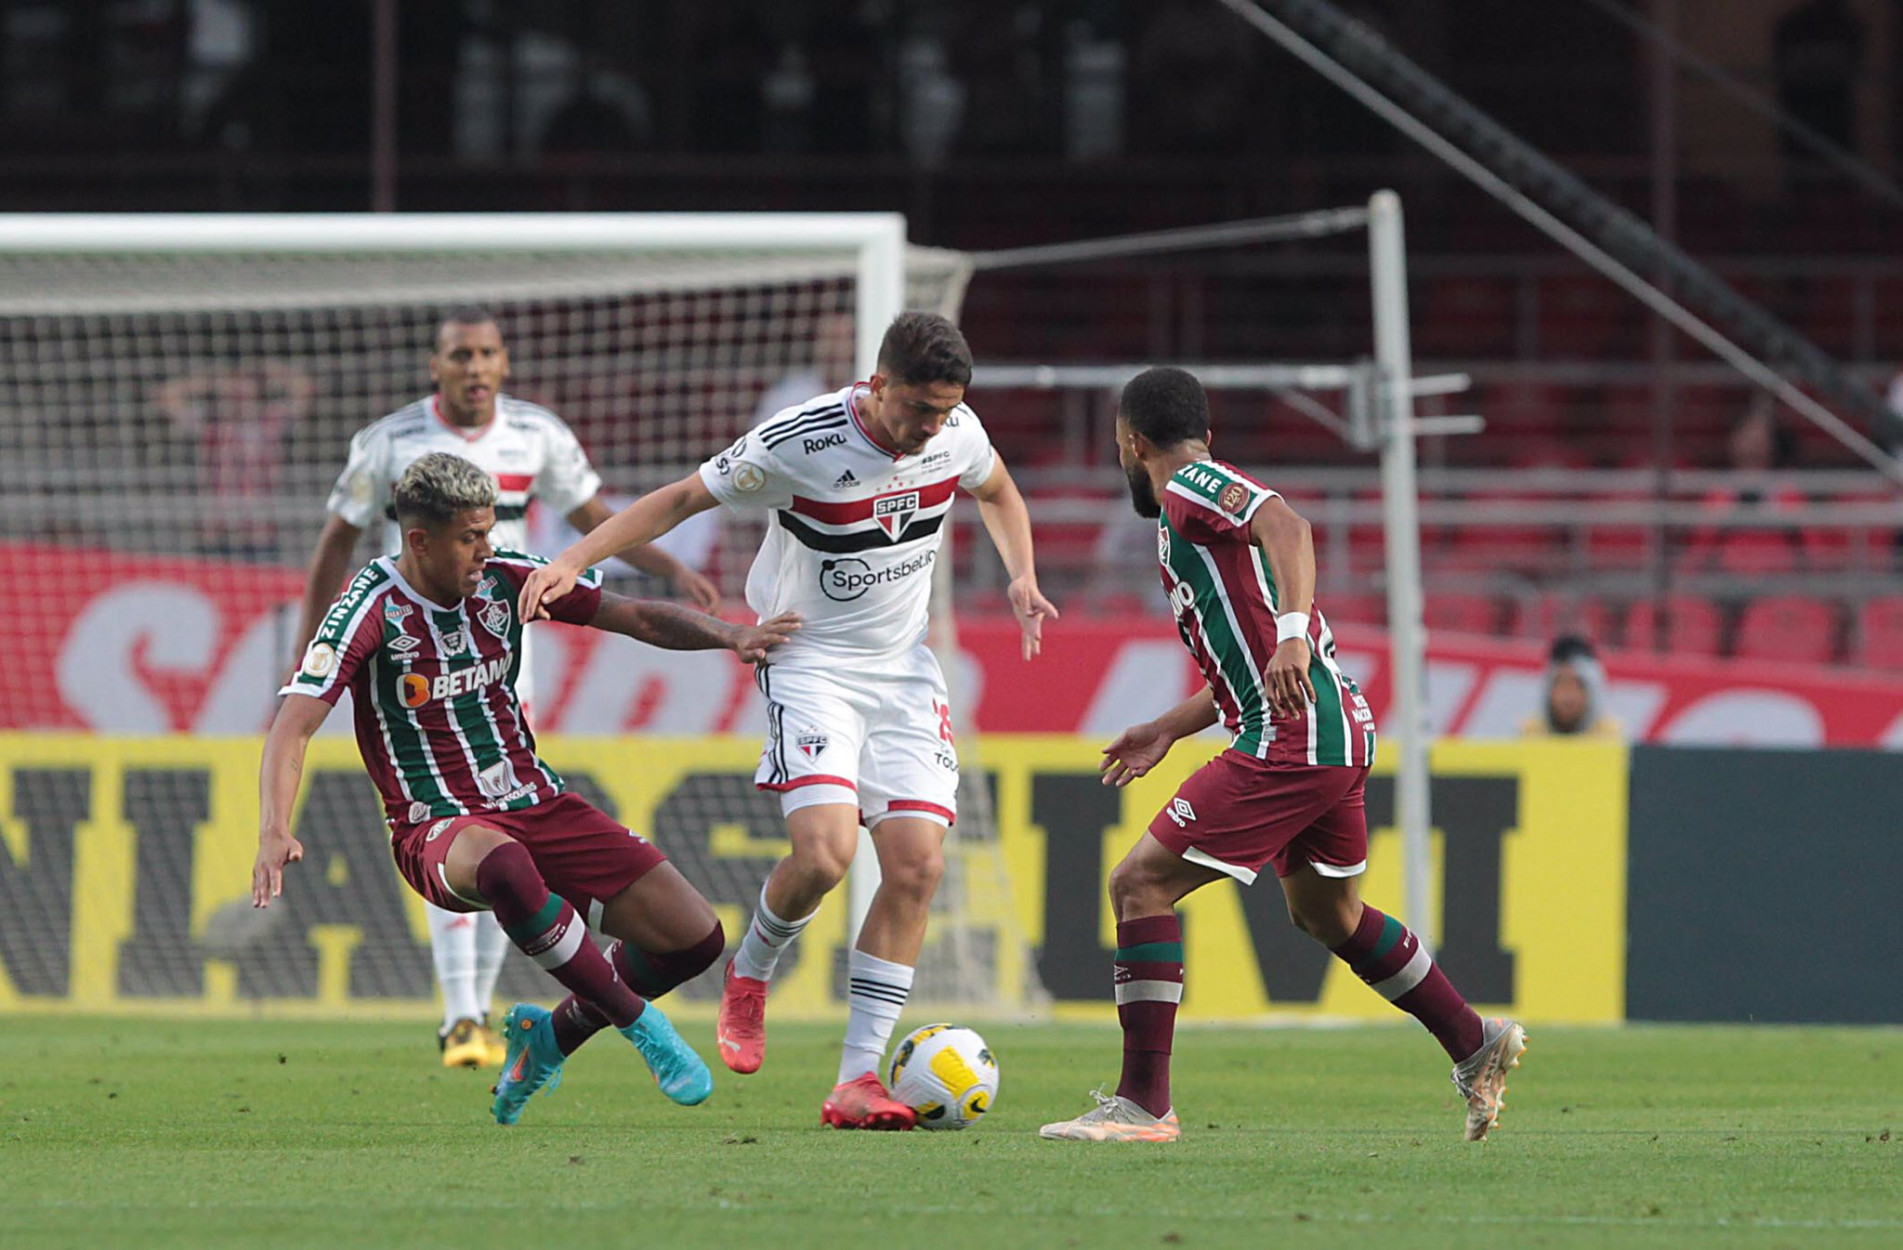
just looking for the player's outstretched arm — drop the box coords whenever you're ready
[590,593,800,663]
[567,496,721,611]
[520,472,721,621]
[1099,688,1221,787]
[1249,496,1319,716]
[968,455,1059,660]
[290,515,365,672]
[252,694,328,907]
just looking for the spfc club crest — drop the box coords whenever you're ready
[478,599,510,638]
[796,732,829,758]
[873,490,921,540]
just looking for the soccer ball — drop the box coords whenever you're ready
[887,1023,999,1131]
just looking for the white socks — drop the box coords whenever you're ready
[839,949,914,1085]
[472,910,510,1018]
[732,883,816,982]
[425,903,483,1031]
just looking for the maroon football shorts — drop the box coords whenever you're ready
[1147,751,1372,885]
[390,791,666,923]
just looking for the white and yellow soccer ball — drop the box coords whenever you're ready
[887,1023,999,1131]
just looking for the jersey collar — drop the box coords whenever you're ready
[430,393,498,443]
[846,382,905,461]
[380,555,468,614]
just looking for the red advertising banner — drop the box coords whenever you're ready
[6,542,1903,747]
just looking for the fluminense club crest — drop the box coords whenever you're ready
[478,599,510,638]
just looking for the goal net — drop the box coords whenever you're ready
[0,213,1041,1016]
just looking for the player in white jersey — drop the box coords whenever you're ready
[519,312,1057,1129]
[290,305,719,1069]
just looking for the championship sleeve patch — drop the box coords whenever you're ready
[731,462,766,493]
[299,641,338,681]
[1218,481,1252,516]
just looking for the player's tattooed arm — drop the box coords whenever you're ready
[590,592,800,662]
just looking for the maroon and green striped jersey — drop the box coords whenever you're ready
[1158,460,1376,767]
[281,551,603,826]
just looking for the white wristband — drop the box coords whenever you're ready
[1276,612,1310,644]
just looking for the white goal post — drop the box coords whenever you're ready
[0,213,915,385]
[0,211,1061,1013]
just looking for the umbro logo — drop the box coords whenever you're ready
[833,469,858,489]
[1166,798,1197,827]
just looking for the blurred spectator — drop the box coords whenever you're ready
[1772,0,1865,191]
[755,310,858,422]
[1683,398,1805,575]
[1520,635,1622,738]
[158,359,314,560]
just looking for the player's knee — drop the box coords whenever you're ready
[879,845,944,903]
[789,837,855,893]
[674,918,725,983]
[471,838,542,911]
[1107,859,1168,920]
[1289,898,1356,946]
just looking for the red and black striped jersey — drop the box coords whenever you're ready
[699,384,995,667]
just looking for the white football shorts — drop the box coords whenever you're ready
[752,644,960,828]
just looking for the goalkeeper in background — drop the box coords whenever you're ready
[290,305,718,1068]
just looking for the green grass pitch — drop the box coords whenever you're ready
[3,1017,1896,1248]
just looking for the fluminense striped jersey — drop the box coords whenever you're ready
[281,550,603,827]
[698,383,996,666]
[1158,459,1376,767]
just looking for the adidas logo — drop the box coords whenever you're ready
[833,469,858,489]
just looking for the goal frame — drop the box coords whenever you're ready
[0,211,909,386]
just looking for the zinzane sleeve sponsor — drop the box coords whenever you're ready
[1163,463,1277,546]
[325,423,392,530]
[488,551,604,626]
[280,578,385,704]
[953,404,998,491]
[696,427,797,512]
[530,413,605,516]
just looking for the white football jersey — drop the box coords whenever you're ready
[700,384,996,666]
[327,393,602,553]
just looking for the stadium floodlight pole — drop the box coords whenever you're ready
[1367,190,1435,951]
